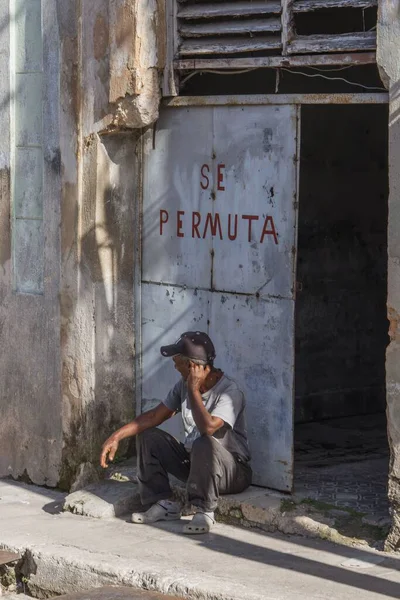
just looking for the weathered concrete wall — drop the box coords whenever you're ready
[295,105,388,423]
[59,0,165,489]
[60,129,139,490]
[80,0,164,136]
[58,0,165,490]
[377,0,400,552]
[0,0,164,489]
[0,0,63,486]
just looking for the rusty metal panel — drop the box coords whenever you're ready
[142,108,213,289]
[210,293,295,488]
[141,283,210,440]
[141,283,210,403]
[141,104,299,491]
[211,105,297,298]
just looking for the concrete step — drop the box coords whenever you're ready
[1,479,400,600]
[63,460,391,549]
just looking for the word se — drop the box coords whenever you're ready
[200,164,225,191]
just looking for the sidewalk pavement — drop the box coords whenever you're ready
[64,458,391,548]
[0,479,399,600]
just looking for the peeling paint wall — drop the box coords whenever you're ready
[81,0,164,135]
[58,0,164,489]
[0,0,164,489]
[59,131,138,490]
[377,0,400,552]
[0,0,62,486]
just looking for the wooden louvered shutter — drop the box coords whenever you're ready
[163,1,378,94]
[177,1,283,56]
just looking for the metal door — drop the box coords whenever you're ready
[140,103,299,491]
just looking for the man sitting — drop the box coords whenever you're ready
[100,331,252,534]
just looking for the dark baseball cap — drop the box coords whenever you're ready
[160,331,216,362]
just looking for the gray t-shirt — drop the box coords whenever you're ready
[163,374,251,462]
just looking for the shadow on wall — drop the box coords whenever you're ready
[55,0,166,490]
[59,133,140,490]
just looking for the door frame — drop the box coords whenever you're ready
[134,92,388,490]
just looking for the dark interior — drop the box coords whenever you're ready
[295,104,389,469]
[294,6,377,35]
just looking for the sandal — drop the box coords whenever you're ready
[132,501,181,524]
[183,511,215,534]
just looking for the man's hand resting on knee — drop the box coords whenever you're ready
[100,402,174,468]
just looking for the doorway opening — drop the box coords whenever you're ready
[294,104,390,521]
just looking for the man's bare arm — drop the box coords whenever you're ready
[100,402,174,468]
[188,386,224,436]
[187,363,224,436]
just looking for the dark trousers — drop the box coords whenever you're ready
[136,428,252,512]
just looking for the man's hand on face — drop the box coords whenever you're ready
[187,361,211,392]
[100,436,119,469]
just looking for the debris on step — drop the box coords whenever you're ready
[0,553,19,568]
